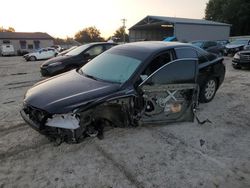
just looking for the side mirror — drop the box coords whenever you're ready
[140,75,148,81]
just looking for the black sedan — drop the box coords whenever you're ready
[224,39,250,55]
[40,42,117,76]
[190,40,224,56]
[232,50,250,69]
[21,42,225,143]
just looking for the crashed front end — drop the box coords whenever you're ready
[20,103,82,143]
[20,96,135,143]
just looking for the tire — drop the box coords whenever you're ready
[232,64,241,69]
[29,56,36,61]
[199,78,217,103]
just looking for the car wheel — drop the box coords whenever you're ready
[232,64,241,69]
[199,78,217,103]
[29,56,36,61]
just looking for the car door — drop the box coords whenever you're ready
[39,49,48,59]
[138,58,198,124]
[47,49,55,58]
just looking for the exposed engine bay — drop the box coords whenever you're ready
[21,84,197,144]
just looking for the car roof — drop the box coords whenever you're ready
[83,42,117,46]
[107,41,196,60]
[114,41,192,53]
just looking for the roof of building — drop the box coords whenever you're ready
[129,15,230,30]
[0,32,54,40]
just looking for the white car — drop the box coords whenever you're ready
[1,44,15,56]
[24,48,58,61]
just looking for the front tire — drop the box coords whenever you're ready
[29,56,36,61]
[232,64,241,69]
[199,78,217,103]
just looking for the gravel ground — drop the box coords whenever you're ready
[0,56,249,188]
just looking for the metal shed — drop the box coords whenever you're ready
[129,16,230,42]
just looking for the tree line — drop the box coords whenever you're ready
[205,0,250,36]
[0,25,128,44]
[57,26,129,44]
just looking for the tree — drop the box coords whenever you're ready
[74,26,104,43]
[0,26,15,32]
[205,0,250,36]
[113,26,129,42]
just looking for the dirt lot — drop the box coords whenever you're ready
[0,56,249,188]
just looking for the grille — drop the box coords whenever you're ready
[24,105,49,125]
[240,54,250,61]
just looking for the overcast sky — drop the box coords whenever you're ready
[0,0,208,39]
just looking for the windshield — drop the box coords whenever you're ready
[80,52,142,83]
[191,41,203,48]
[230,39,249,45]
[66,44,91,56]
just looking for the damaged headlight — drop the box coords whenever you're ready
[46,113,80,130]
[233,53,240,59]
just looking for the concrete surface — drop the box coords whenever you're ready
[0,56,249,188]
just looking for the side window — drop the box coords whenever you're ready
[86,46,104,57]
[105,44,115,50]
[175,48,198,59]
[143,59,198,85]
[142,51,173,77]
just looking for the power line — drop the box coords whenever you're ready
[121,18,127,43]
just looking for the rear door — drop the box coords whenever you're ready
[139,58,198,124]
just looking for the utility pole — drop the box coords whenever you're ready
[121,18,127,43]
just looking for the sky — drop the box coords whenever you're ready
[0,0,208,39]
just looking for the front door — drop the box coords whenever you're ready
[139,58,199,124]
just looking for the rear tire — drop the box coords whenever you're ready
[232,64,241,69]
[199,77,217,103]
[29,56,36,61]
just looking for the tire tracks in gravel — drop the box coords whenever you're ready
[145,126,250,181]
[94,142,144,188]
[0,140,51,161]
[0,122,28,137]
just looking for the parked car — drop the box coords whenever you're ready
[24,48,58,61]
[190,40,224,56]
[40,42,117,77]
[57,46,78,56]
[224,39,250,55]
[1,44,15,56]
[51,45,63,52]
[232,50,250,69]
[20,42,225,143]
[216,40,229,47]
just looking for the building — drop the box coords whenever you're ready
[129,16,230,42]
[0,32,54,55]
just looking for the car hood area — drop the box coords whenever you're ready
[225,44,245,49]
[41,55,73,66]
[24,70,120,114]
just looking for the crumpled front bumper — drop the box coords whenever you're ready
[20,109,42,131]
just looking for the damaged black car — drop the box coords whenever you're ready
[20,42,225,143]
